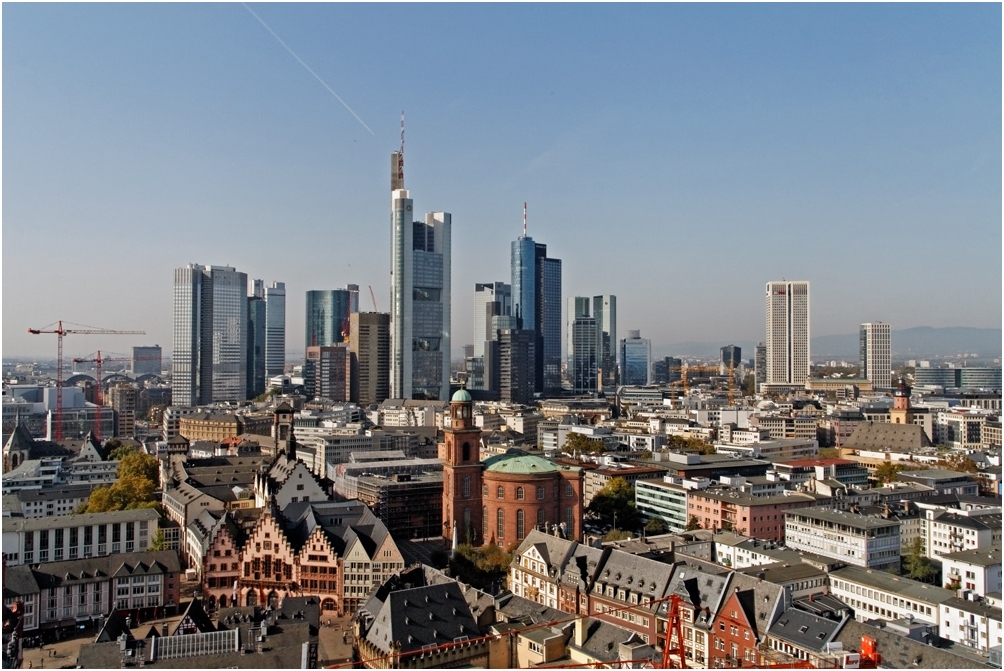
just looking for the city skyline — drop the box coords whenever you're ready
[4,4,1001,359]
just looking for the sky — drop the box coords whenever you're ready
[3,3,1001,361]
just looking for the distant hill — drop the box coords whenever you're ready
[656,327,1001,361]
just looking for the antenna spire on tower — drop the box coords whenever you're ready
[395,110,405,188]
[523,202,527,237]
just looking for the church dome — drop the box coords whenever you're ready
[451,388,472,403]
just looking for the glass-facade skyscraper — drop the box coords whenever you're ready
[390,150,451,401]
[305,287,359,350]
[247,280,266,399]
[593,295,617,386]
[619,330,652,386]
[263,281,286,378]
[511,234,561,396]
[173,264,249,406]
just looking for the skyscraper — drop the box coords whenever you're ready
[567,297,598,393]
[498,328,537,404]
[619,330,651,386]
[305,286,359,350]
[592,295,617,386]
[247,279,266,399]
[173,264,248,406]
[131,346,162,376]
[765,281,810,388]
[474,282,511,359]
[304,344,352,402]
[511,214,561,396]
[754,342,767,390]
[720,344,742,375]
[860,322,892,389]
[350,312,390,407]
[264,281,286,378]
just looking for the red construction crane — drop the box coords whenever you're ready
[27,321,145,442]
[70,351,159,440]
[661,594,687,669]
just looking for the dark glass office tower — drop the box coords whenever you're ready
[305,287,359,350]
[511,234,561,396]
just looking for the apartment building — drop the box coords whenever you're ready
[785,508,900,571]
[2,508,162,566]
[940,546,1002,594]
[829,565,955,626]
[938,593,1002,653]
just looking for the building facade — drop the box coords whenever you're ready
[172,264,249,406]
[304,345,352,402]
[511,231,562,395]
[619,331,652,386]
[305,286,358,350]
[263,281,286,377]
[859,322,892,390]
[764,281,810,388]
[349,312,390,407]
[390,153,451,401]
[593,295,617,387]
[568,297,598,393]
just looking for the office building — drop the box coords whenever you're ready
[754,342,767,389]
[785,508,900,571]
[350,312,390,407]
[593,295,617,386]
[474,282,511,359]
[511,225,562,395]
[567,297,598,393]
[764,281,810,388]
[390,150,451,401]
[499,329,537,405]
[720,344,742,374]
[247,279,266,398]
[305,286,359,350]
[131,346,162,376]
[304,344,352,402]
[263,281,286,377]
[914,367,1003,391]
[859,322,892,389]
[619,330,651,386]
[173,264,248,406]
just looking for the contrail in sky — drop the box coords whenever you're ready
[241,3,375,135]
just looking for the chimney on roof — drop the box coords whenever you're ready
[575,615,586,647]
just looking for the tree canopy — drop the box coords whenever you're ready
[118,451,160,485]
[874,461,903,484]
[450,543,515,592]
[563,432,606,454]
[665,435,714,454]
[903,537,934,582]
[644,517,668,535]
[685,515,702,531]
[80,449,160,513]
[588,477,640,531]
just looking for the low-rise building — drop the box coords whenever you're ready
[939,593,1003,653]
[940,546,1003,595]
[2,508,162,566]
[829,565,955,626]
[687,489,818,541]
[583,464,668,507]
[785,508,900,571]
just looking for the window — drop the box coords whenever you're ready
[516,487,524,500]
[537,509,545,529]
[517,510,525,540]
[497,509,505,539]
[497,486,505,499]
[462,443,471,461]
[463,475,471,499]
[537,486,545,500]
[566,483,574,497]
[483,483,488,497]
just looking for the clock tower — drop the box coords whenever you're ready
[442,388,483,546]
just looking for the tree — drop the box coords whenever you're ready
[874,461,903,484]
[665,435,714,455]
[118,451,160,486]
[603,529,631,542]
[587,477,640,531]
[818,447,840,459]
[684,515,702,531]
[150,530,166,551]
[563,432,606,454]
[108,442,136,461]
[903,537,934,582]
[644,517,668,535]
[449,543,514,592]
[934,454,979,474]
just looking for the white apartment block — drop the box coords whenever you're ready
[925,508,1002,559]
[939,594,1002,653]
[2,508,162,566]
[940,546,1002,595]
[829,566,955,627]
[785,508,900,571]
[860,322,892,389]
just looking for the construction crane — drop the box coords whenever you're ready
[27,321,145,442]
[368,285,379,312]
[70,351,159,440]
[661,594,687,669]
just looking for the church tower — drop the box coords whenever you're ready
[273,402,296,460]
[442,388,483,546]
[889,377,914,425]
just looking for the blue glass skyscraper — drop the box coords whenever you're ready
[511,227,561,396]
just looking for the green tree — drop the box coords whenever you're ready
[665,435,714,455]
[118,451,160,486]
[108,442,136,461]
[603,529,631,542]
[818,447,840,459]
[563,432,606,454]
[684,515,702,531]
[587,477,640,531]
[644,517,668,535]
[874,461,903,484]
[449,543,514,592]
[149,530,166,551]
[903,537,934,582]
[934,454,979,474]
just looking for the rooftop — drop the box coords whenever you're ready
[939,545,1002,567]
[786,507,901,530]
[830,566,956,605]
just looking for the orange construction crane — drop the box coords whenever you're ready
[28,322,144,442]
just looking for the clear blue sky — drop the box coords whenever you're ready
[4,3,1001,360]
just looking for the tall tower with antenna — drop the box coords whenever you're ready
[389,114,452,400]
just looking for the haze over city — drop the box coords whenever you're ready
[3,3,1001,360]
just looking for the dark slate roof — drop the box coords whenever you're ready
[2,565,40,599]
[843,422,931,450]
[834,618,994,669]
[568,617,647,663]
[4,423,73,459]
[662,565,730,630]
[361,581,479,656]
[727,572,786,636]
[793,593,852,620]
[593,549,676,616]
[171,598,216,635]
[768,607,843,652]
[95,608,135,643]
[930,510,1003,531]
[32,550,182,588]
[494,592,573,626]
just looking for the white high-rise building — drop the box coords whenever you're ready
[592,295,617,386]
[860,322,892,389]
[390,150,451,401]
[764,281,810,388]
[264,281,286,377]
[172,264,248,406]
